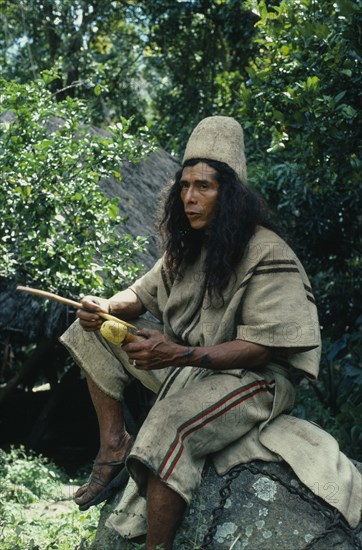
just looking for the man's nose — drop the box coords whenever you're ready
[184,186,197,203]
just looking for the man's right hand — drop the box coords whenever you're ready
[77,295,110,332]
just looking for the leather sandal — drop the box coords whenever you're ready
[76,460,129,511]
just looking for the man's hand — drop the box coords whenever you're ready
[77,296,110,332]
[122,328,185,370]
[123,333,272,373]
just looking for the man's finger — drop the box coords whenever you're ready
[81,299,102,312]
[123,340,148,353]
[137,328,162,339]
[77,309,101,321]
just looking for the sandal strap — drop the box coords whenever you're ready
[93,459,126,467]
[87,475,107,489]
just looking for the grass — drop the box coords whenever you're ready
[0,446,100,550]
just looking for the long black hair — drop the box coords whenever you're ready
[159,158,279,300]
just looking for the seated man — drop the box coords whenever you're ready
[60,116,360,550]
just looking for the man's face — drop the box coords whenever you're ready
[180,162,219,231]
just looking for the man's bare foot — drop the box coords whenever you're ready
[74,433,134,508]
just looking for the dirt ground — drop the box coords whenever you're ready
[22,484,81,520]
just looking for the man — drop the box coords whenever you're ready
[60,116,360,549]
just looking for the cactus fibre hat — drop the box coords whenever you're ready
[182,115,247,183]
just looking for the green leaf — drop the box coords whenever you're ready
[334,91,347,103]
[305,76,320,91]
[336,0,358,17]
[109,203,119,220]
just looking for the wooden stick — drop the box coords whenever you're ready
[16,286,136,329]
[17,286,83,309]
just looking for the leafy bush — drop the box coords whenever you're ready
[293,316,362,460]
[0,72,153,297]
[0,446,99,549]
[0,446,65,504]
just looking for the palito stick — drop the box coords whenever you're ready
[16,285,136,329]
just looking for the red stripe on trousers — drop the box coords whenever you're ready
[159,380,271,480]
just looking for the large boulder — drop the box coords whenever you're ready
[90,460,362,549]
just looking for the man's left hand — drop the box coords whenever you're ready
[122,328,184,370]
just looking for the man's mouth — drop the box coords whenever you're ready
[185,211,201,217]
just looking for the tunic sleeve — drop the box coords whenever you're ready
[129,258,166,321]
[235,229,321,378]
[237,259,320,351]
[237,226,320,350]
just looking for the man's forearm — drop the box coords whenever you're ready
[176,339,271,371]
[108,288,146,319]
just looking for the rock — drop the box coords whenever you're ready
[91,460,362,549]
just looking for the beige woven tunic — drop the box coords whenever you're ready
[130,226,321,379]
[60,226,361,534]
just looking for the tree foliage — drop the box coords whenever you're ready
[0,0,147,127]
[0,73,152,297]
[138,0,361,336]
[233,0,362,337]
[142,0,259,153]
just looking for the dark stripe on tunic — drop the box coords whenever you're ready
[157,367,183,401]
[161,266,171,297]
[237,261,299,291]
[254,267,300,275]
[303,283,316,305]
[259,260,297,267]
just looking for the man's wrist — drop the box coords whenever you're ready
[179,346,196,367]
[108,300,124,317]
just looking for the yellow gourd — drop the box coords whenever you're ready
[100,320,128,345]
